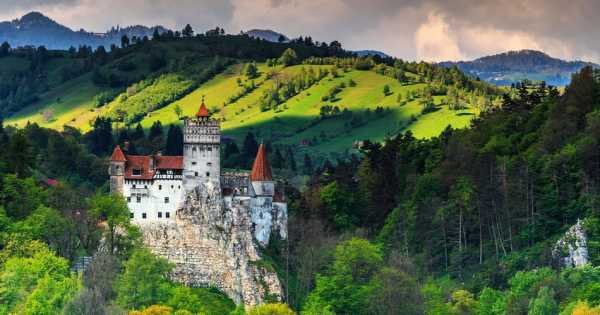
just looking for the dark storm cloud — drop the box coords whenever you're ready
[0,0,598,62]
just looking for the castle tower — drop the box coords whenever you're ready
[183,98,221,192]
[250,143,274,197]
[109,145,126,195]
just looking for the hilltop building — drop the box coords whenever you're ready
[108,100,287,244]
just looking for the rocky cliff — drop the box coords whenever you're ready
[553,219,590,268]
[139,181,285,306]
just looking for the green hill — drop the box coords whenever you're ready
[3,35,497,160]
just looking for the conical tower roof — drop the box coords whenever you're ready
[251,143,272,181]
[196,97,210,118]
[110,145,127,162]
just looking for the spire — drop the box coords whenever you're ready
[251,143,272,181]
[110,145,127,162]
[196,95,210,118]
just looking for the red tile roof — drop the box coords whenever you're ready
[251,144,272,181]
[123,154,183,180]
[196,101,210,118]
[110,145,127,162]
[156,156,184,169]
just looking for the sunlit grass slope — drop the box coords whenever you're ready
[5,59,479,160]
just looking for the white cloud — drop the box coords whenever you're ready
[415,13,464,61]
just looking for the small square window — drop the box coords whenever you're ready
[164,197,169,204]
[130,212,134,218]
[132,169,142,176]
[159,185,162,190]
[158,212,162,218]
[142,213,147,219]
[195,172,198,176]
[144,185,147,189]
[136,196,141,203]
[208,147,212,151]
[127,197,131,202]
[192,161,197,166]
[132,184,136,188]
[171,185,174,189]
[166,212,170,218]
[206,172,210,177]
[207,162,212,166]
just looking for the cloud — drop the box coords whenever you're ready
[0,0,598,62]
[415,13,463,61]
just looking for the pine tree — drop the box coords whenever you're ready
[285,147,297,172]
[272,148,284,169]
[7,131,33,178]
[148,121,163,141]
[303,154,313,174]
[164,125,183,155]
[242,132,259,163]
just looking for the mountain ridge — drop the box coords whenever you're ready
[0,11,167,49]
[439,49,598,86]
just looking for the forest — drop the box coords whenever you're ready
[0,33,599,314]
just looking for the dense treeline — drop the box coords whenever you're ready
[269,67,600,313]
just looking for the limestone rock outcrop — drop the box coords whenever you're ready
[139,182,284,306]
[553,219,589,268]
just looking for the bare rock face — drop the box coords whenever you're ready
[553,219,590,268]
[139,182,283,306]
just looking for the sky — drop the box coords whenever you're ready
[0,0,599,62]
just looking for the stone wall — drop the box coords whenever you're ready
[139,181,284,306]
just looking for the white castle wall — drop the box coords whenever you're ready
[123,178,185,223]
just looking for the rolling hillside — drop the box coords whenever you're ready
[3,35,493,161]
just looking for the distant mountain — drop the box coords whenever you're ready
[353,50,390,58]
[0,11,167,49]
[244,29,289,43]
[439,50,598,86]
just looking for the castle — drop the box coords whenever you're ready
[108,100,287,305]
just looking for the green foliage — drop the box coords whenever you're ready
[319,181,356,230]
[90,193,136,255]
[528,287,558,315]
[115,248,174,310]
[247,303,296,315]
[0,241,80,314]
[303,238,383,314]
[279,48,298,67]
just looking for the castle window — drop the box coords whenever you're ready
[136,196,141,203]
[127,197,131,202]
[207,162,212,166]
[192,162,197,166]
[132,184,136,188]
[195,172,198,177]
[159,185,162,190]
[166,212,170,218]
[144,185,148,189]
[130,212,134,218]
[206,172,210,177]
[171,185,174,189]
[132,169,142,176]
[164,197,169,204]
[142,213,147,219]
[158,212,162,218]
[208,147,212,152]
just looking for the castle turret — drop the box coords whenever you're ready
[183,98,221,192]
[109,145,127,195]
[250,143,274,196]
